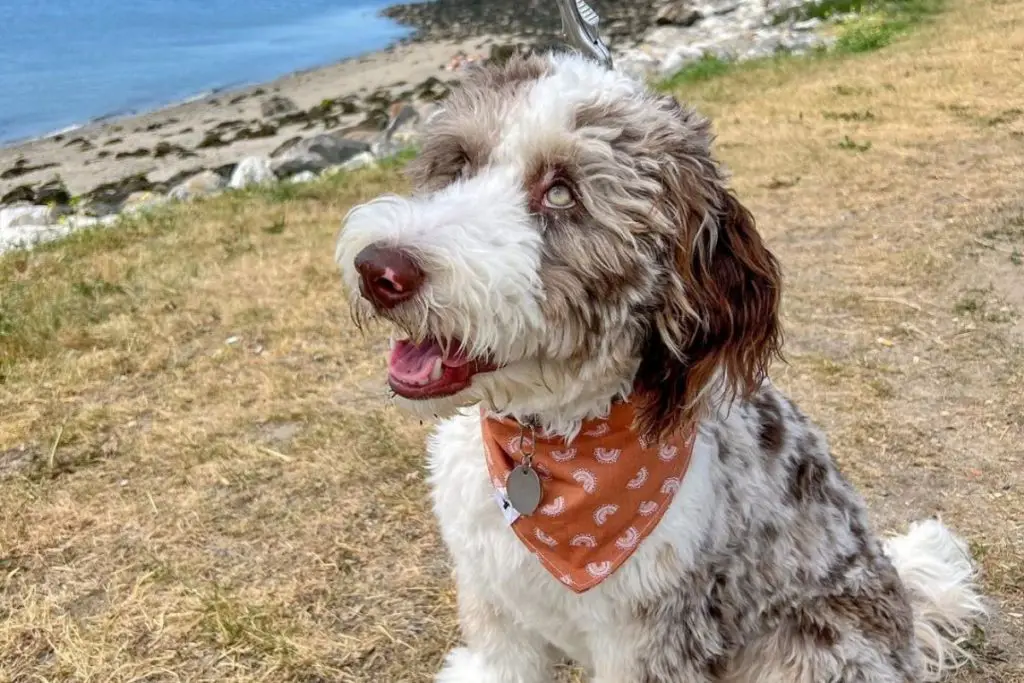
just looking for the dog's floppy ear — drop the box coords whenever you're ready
[635,98,783,440]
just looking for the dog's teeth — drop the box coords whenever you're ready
[429,358,444,382]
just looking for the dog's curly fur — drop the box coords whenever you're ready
[335,52,987,682]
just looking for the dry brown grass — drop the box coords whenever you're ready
[2,1,1023,680]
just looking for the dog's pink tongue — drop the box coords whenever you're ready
[389,339,444,383]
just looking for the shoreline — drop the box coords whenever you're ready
[0,33,513,199]
[2,0,840,254]
[0,34,417,149]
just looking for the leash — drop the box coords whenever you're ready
[555,0,614,69]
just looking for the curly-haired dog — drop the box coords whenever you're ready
[335,52,986,682]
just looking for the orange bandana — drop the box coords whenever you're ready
[481,400,695,593]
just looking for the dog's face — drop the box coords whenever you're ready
[336,53,781,437]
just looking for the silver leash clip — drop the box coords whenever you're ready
[556,0,613,69]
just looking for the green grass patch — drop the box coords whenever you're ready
[660,54,735,88]
[774,0,872,24]
[834,0,943,53]
[661,0,944,89]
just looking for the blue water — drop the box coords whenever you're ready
[0,0,415,143]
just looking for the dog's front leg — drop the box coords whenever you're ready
[588,629,713,683]
[591,656,712,683]
[437,586,554,683]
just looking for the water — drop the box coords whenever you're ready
[0,0,415,143]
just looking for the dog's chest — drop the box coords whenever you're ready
[425,412,719,669]
[426,412,613,662]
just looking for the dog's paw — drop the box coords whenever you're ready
[436,647,491,683]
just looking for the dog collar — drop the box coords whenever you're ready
[481,399,695,593]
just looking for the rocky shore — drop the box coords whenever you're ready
[1,0,843,255]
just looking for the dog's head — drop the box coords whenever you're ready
[336,52,782,438]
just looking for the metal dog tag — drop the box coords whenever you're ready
[506,465,543,516]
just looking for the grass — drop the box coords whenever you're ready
[2,0,1024,680]
[662,0,944,89]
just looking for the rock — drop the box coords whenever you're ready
[0,222,74,254]
[64,136,94,151]
[1,158,59,180]
[488,43,521,67]
[0,205,57,231]
[1,185,36,204]
[154,141,196,159]
[228,156,276,189]
[270,136,303,158]
[273,110,313,127]
[794,18,822,31]
[709,0,741,15]
[655,1,702,26]
[261,95,299,118]
[363,90,393,110]
[196,131,229,149]
[121,191,169,214]
[360,109,391,132]
[339,96,360,115]
[325,151,378,175]
[66,214,119,230]
[151,167,205,193]
[270,135,371,177]
[414,76,451,102]
[616,50,661,81]
[211,119,247,133]
[168,170,225,201]
[81,174,154,215]
[660,46,707,75]
[288,171,318,184]
[384,103,421,140]
[212,163,238,181]
[114,148,150,159]
[34,178,71,206]
[233,121,278,141]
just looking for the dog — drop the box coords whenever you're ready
[335,51,987,682]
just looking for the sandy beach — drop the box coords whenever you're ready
[0,34,512,200]
[0,0,832,221]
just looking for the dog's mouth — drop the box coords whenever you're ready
[388,337,500,399]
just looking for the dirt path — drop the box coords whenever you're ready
[1,0,1021,681]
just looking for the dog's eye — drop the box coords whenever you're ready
[543,183,575,209]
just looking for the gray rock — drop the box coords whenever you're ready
[1,185,35,205]
[383,103,421,143]
[270,135,371,177]
[121,191,169,215]
[233,121,278,141]
[794,17,822,31]
[655,1,702,26]
[324,151,379,176]
[228,156,276,189]
[615,50,661,81]
[659,45,707,74]
[1,222,74,255]
[169,170,226,201]
[196,131,229,149]
[261,95,299,118]
[66,214,119,230]
[270,136,303,158]
[288,171,318,184]
[0,205,56,232]
[81,173,154,215]
[34,178,72,206]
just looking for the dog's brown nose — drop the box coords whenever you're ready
[354,245,424,310]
